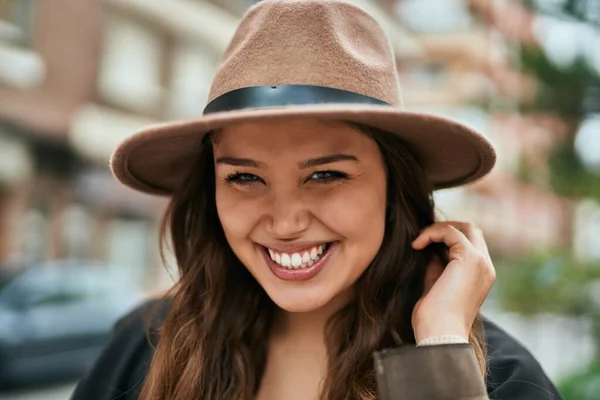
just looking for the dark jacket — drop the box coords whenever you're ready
[71,299,563,400]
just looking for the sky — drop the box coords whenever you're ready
[574,114,600,173]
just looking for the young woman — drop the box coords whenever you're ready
[72,0,562,399]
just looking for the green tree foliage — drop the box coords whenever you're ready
[495,251,600,398]
[495,252,600,322]
[557,358,600,400]
[517,4,600,200]
[548,138,600,201]
[499,2,600,396]
[524,0,600,28]
[519,48,595,118]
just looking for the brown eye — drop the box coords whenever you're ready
[306,170,349,183]
[225,172,263,186]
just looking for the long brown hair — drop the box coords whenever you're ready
[140,123,488,400]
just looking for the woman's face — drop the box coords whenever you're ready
[214,119,387,312]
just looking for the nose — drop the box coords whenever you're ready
[264,189,311,239]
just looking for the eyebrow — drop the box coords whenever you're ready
[215,157,260,167]
[215,153,358,169]
[298,154,359,169]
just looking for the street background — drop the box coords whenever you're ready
[0,0,599,399]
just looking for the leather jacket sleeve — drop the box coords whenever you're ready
[374,344,489,400]
[373,318,563,400]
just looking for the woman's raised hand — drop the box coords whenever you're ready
[410,222,496,343]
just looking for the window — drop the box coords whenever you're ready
[0,0,35,46]
[0,134,34,186]
[396,0,473,33]
[167,41,217,118]
[0,0,44,88]
[98,13,164,116]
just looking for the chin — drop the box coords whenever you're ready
[265,286,335,313]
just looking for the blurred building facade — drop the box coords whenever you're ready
[0,0,163,287]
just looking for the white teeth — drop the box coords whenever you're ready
[291,253,302,268]
[302,252,311,263]
[268,244,330,269]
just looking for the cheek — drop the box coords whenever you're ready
[215,186,261,241]
[311,180,386,297]
[316,183,386,242]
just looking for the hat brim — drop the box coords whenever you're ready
[110,104,496,195]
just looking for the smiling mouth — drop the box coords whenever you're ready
[262,243,334,270]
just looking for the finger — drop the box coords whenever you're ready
[444,221,486,249]
[411,224,470,251]
[443,221,490,262]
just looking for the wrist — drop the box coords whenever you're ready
[413,317,469,344]
[417,335,469,346]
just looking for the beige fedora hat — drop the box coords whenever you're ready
[110,0,496,195]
